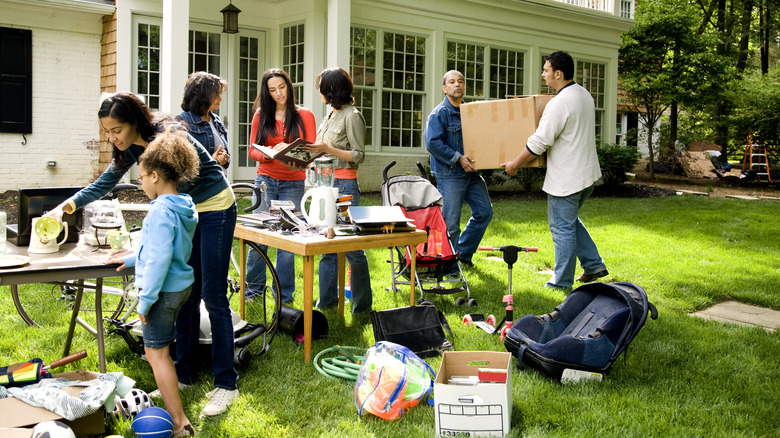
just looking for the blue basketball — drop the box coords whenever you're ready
[131,407,173,438]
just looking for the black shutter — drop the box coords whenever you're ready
[0,27,33,134]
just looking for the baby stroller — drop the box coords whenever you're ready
[382,161,474,306]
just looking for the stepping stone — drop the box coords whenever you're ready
[725,194,759,200]
[676,190,709,196]
[690,301,780,332]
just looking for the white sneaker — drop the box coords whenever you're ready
[149,381,190,399]
[201,388,238,416]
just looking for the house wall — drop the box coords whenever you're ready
[0,1,111,192]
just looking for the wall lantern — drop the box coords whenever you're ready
[220,1,241,34]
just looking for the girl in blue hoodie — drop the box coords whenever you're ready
[106,126,199,438]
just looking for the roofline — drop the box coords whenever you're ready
[5,0,115,14]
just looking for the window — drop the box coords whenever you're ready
[136,21,161,110]
[577,60,606,140]
[188,30,221,75]
[237,36,260,167]
[0,27,32,133]
[446,41,526,100]
[619,0,634,18]
[351,27,376,146]
[351,27,426,149]
[282,24,305,106]
[447,42,485,100]
[489,48,525,99]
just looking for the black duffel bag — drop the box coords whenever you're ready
[370,304,454,358]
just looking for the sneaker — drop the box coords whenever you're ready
[173,424,195,438]
[201,388,238,417]
[458,258,475,268]
[575,270,609,283]
[149,381,190,399]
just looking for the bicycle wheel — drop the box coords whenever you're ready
[12,276,132,328]
[228,239,282,357]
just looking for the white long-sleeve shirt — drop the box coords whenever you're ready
[526,82,602,197]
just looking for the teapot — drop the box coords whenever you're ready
[301,187,338,227]
[29,216,68,254]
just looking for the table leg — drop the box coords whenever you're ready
[63,279,84,359]
[303,255,314,362]
[337,252,346,316]
[95,278,106,373]
[409,247,417,306]
[239,238,246,320]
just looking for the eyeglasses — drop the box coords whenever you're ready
[137,173,150,184]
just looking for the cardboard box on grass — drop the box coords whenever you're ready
[0,370,106,437]
[434,351,512,437]
[461,95,554,170]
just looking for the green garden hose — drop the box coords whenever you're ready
[313,345,367,380]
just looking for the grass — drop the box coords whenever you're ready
[1,193,779,437]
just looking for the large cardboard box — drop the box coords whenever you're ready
[434,351,513,437]
[461,95,554,170]
[0,370,106,437]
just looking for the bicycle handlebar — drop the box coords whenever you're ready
[231,182,265,213]
[479,245,539,253]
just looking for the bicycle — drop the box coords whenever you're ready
[12,182,283,361]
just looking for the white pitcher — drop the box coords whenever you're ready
[301,187,338,227]
[29,216,68,254]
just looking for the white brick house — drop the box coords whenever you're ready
[1,0,632,192]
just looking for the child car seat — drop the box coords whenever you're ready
[504,282,657,379]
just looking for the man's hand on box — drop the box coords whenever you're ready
[459,155,477,172]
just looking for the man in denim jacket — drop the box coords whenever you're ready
[424,70,493,267]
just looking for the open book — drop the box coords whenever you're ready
[251,138,323,168]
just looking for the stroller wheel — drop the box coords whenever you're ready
[467,298,478,307]
[454,297,466,306]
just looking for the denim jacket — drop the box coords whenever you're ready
[179,110,230,169]
[424,98,465,178]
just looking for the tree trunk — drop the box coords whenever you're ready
[736,0,754,73]
[670,100,678,149]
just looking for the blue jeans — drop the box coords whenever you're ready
[246,175,304,303]
[435,172,493,262]
[317,178,372,314]
[546,185,606,290]
[175,204,238,390]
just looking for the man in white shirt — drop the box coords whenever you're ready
[501,51,607,291]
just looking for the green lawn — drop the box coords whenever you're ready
[1,193,778,437]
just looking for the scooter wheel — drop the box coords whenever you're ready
[486,314,497,326]
[463,314,473,326]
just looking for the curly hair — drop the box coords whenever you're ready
[181,72,227,116]
[316,67,353,110]
[139,125,200,187]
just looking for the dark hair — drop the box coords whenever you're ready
[442,70,464,85]
[98,92,171,168]
[545,51,574,81]
[140,125,200,187]
[316,67,353,110]
[252,68,306,145]
[181,72,227,116]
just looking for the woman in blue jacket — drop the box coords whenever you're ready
[178,71,230,171]
[52,92,240,418]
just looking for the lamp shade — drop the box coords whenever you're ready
[221,2,241,34]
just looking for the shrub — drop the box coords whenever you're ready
[597,142,641,186]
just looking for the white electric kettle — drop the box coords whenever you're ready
[301,187,338,227]
[29,216,68,254]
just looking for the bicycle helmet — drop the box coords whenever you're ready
[113,388,154,419]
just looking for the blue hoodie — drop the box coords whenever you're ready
[124,193,198,315]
